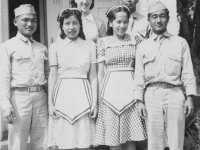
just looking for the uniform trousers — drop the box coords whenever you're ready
[8,89,48,150]
[144,84,185,150]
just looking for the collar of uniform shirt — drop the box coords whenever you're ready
[81,12,95,24]
[130,11,139,19]
[151,30,170,41]
[63,37,81,46]
[16,32,34,43]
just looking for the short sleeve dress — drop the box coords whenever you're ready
[48,37,96,149]
[95,34,147,146]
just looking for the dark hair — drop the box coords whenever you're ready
[106,7,130,36]
[58,9,85,40]
[70,0,94,10]
[148,9,169,18]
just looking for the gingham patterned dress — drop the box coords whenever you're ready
[95,34,147,146]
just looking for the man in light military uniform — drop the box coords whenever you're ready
[134,1,196,150]
[119,0,151,40]
[0,4,48,150]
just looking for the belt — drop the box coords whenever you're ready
[12,86,43,92]
[106,68,134,72]
[147,82,182,89]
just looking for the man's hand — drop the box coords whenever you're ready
[3,107,16,124]
[137,100,147,119]
[184,96,194,117]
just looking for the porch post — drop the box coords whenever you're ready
[0,0,9,44]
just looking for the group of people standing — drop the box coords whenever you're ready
[0,0,197,150]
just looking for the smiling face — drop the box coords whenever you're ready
[62,15,80,40]
[75,0,92,14]
[14,14,37,38]
[110,11,129,40]
[148,9,169,35]
[120,0,138,12]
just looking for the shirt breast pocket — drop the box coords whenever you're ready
[37,54,47,71]
[165,54,182,76]
[143,55,156,81]
[12,53,31,71]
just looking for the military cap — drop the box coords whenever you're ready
[14,4,36,17]
[148,1,168,14]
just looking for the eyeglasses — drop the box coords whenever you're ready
[57,8,82,21]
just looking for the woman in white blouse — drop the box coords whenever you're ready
[72,0,106,42]
[57,0,106,42]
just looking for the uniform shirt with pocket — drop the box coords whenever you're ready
[0,32,49,111]
[133,31,197,101]
[126,11,151,40]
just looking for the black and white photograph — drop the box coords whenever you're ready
[0,0,200,150]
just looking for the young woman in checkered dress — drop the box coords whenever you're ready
[95,5,147,150]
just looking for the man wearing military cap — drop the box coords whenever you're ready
[0,4,48,150]
[134,1,197,150]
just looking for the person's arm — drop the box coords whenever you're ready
[133,45,147,118]
[133,45,146,102]
[0,44,16,124]
[48,66,59,119]
[96,38,106,101]
[180,39,197,116]
[98,62,105,92]
[48,42,59,119]
[88,40,98,118]
[89,63,98,118]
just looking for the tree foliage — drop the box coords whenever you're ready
[177,0,200,93]
[177,0,200,149]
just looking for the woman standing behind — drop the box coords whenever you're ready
[48,8,97,150]
[95,6,147,150]
[69,0,106,42]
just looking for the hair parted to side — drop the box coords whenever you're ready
[106,6,130,36]
[70,0,94,10]
[58,9,86,40]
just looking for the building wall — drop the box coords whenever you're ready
[0,0,178,46]
[0,0,9,44]
[46,0,69,47]
[137,0,148,16]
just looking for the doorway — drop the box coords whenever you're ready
[8,0,47,45]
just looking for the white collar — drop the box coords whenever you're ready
[82,13,95,23]
[63,37,82,46]
[151,30,170,40]
[16,32,34,43]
